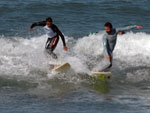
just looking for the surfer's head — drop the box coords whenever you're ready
[46,17,53,27]
[104,22,113,34]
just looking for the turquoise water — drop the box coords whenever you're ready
[0,0,150,113]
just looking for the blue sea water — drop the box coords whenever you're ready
[0,0,150,113]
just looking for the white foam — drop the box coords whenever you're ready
[0,32,150,82]
[115,32,150,66]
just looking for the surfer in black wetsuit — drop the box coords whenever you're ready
[30,17,68,59]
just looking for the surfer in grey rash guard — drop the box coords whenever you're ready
[96,22,143,72]
[30,17,68,59]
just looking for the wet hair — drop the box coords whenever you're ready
[46,17,52,22]
[104,22,112,28]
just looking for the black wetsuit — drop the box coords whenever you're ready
[30,21,66,59]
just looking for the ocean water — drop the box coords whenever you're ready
[0,0,150,113]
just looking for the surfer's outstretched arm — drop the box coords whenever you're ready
[30,21,46,31]
[54,25,68,51]
[116,25,143,33]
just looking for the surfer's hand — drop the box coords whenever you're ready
[118,31,125,35]
[30,28,33,32]
[136,25,143,29]
[64,46,68,51]
[106,55,110,61]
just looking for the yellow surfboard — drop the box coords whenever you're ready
[51,63,71,72]
[91,72,112,80]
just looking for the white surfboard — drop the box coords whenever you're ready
[51,63,71,72]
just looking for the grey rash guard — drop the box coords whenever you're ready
[103,25,137,56]
[101,25,137,71]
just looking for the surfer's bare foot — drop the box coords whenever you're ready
[95,70,100,72]
[92,70,101,72]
